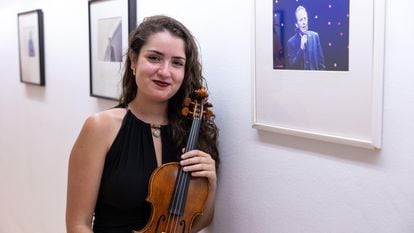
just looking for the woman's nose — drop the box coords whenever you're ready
[158,62,171,77]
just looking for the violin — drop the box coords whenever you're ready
[133,86,214,233]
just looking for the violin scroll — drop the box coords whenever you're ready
[181,86,214,119]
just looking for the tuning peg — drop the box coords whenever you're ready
[183,97,192,107]
[204,109,214,118]
[195,88,208,98]
[181,107,190,116]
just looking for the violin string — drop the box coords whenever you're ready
[167,100,204,232]
[172,118,200,232]
[167,108,197,232]
[166,206,174,232]
[182,119,201,230]
[170,165,187,231]
[172,122,195,232]
[167,135,191,232]
[168,121,193,233]
[170,165,186,232]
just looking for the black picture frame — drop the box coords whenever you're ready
[88,0,136,100]
[17,9,45,86]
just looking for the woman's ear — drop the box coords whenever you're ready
[130,53,138,69]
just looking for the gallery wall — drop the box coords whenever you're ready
[1,0,414,232]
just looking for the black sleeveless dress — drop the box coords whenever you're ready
[92,110,180,233]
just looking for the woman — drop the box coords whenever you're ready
[66,15,219,233]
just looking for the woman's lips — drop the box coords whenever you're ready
[153,80,170,87]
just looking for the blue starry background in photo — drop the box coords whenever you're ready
[273,0,350,71]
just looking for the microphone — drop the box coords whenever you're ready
[301,32,308,50]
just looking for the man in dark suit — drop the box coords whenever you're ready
[287,5,325,70]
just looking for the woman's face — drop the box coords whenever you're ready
[131,30,186,103]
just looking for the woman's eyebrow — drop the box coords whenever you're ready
[146,49,186,61]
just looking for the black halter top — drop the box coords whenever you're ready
[92,110,180,233]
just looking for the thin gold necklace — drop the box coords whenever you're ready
[127,106,166,138]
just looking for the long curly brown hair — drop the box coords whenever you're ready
[119,15,219,167]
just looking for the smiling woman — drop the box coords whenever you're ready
[131,31,186,102]
[66,15,220,233]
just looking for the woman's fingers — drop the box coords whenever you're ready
[180,150,216,181]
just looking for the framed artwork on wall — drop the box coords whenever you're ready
[88,0,136,100]
[253,0,386,149]
[17,9,45,86]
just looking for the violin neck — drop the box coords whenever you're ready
[168,117,202,216]
[184,117,202,153]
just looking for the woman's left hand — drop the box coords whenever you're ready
[180,150,216,186]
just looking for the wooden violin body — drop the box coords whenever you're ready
[134,162,208,233]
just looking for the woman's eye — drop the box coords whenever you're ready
[172,60,184,67]
[148,55,161,62]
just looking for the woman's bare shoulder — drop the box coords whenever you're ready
[86,108,126,127]
[79,108,127,148]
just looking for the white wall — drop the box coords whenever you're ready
[1,0,414,232]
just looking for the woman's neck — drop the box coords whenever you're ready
[128,97,168,125]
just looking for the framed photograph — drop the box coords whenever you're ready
[88,0,136,100]
[253,0,386,149]
[17,9,45,86]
